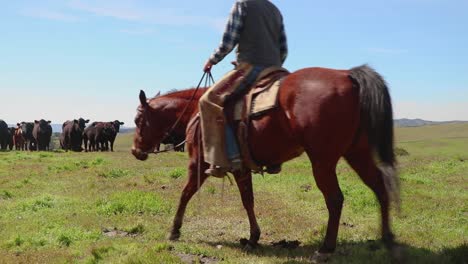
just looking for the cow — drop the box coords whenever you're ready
[14,124,25,150]
[8,127,15,150]
[0,120,9,150]
[60,118,89,152]
[83,122,115,152]
[32,119,52,151]
[158,133,186,152]
[20,122,36,151]
[89,120,124,152]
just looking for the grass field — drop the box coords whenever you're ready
[0,124,467,263]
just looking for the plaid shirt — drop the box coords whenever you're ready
[209,1,288,65]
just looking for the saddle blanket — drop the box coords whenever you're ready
[234,69,288,120]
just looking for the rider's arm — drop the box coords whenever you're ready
[208,2,246,65]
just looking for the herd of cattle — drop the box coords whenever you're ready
[0,118,124,152]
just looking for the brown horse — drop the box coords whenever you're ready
[132,65,399,258]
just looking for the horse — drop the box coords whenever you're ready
[132,65,400,259]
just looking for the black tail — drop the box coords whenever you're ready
[349,64,395,166]
[349,65,400,208]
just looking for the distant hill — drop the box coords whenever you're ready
[8,124,136,133]
[51,124,63,133]
[394,119,467,127]
[116,120,468,131]
[9,119,466,132]
[8,123,63,133]
[120,127,135,134]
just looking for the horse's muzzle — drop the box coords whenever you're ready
[131,147,149,161]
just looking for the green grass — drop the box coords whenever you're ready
[97,190,171,215]
[0,125,467,263]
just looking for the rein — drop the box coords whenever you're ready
[151,72,214,155]
[152,139,187,154]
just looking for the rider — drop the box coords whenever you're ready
[200,0,288,177]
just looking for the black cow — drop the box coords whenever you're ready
[159,133,186,152]
[83,123,115,152]
[90,120,124,152]
[20,122,36,151]
[0,120,9,150]
[60,118,90,152]
[32,119,52,151]
[108,120,124,152]
[8,127,15,150]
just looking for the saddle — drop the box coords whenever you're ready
[226,67,289,172]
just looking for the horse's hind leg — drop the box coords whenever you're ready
[308,155,343,254]
[169,161,209,241]
[344,146,394,248]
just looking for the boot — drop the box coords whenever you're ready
[205,165,228,178]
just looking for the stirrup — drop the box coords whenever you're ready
[230,158,243,172]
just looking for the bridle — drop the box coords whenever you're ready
[138,72,215,155]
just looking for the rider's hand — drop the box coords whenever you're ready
[203,60,213,72]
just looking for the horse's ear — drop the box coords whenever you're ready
[139,90,148,107]
[155,91,161,97]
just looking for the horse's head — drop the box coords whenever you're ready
[132,90,172,161]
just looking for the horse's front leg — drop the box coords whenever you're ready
[169,161,209,240]
[234,170,261,249]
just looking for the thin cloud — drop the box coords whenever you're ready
[20,1,225,31]
[119,28,156,35]
[69,0,144,21]
[368,48,409,54]
[369,48,409,55]
[21,8,80,22]
[68,0,224,31]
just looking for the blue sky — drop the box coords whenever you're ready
[1,0,467,127]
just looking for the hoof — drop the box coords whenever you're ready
[382,233,395,249]
[168,231,180,241]
[390,244,405,263]
[240,238,257,251]
[310,251,332,263]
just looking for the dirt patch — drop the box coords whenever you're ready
[271,239,301,249]
[176,253,219,264]
[300,184,312,192]
[341,222,355,228]
[102,228,138,238]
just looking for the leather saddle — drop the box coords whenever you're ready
[225,67,289,172]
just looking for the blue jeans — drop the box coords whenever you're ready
[225,65,265,162]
